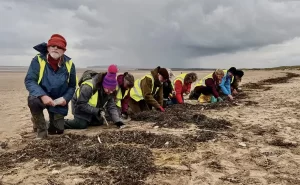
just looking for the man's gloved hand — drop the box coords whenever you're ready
[159,106,165,112]
[217,97,223,102]
[115,121,125,128]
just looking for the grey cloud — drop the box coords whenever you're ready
[74,5,108,28]
[73,38,113,50]
[9,0,85,10]
[1,0,300,67]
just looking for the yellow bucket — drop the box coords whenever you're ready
[198,94,212,103]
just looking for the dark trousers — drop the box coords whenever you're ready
[189,86,213,100]
[128,98,151,113]
[64,116,103,129]
[28,96,64,134]
[165,97,184,106]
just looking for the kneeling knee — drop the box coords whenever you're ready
[28,96,44,112]
[79,123,88,129]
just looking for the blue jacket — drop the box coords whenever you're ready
[219,72,232,95]
[24,42,76,116]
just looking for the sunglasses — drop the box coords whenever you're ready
[49,45,64,50]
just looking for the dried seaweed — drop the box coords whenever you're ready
[242,82,271,90]
[261,73,300,84]
[243,72,300,91]
[268,138,298,148]
[186,131,217,142]
[97,130,196,151]
[0,142,8,149]
[131,107,232,130]
[0,134,156,185]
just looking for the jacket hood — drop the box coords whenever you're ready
[33,42,71,61]
[117,74,124,87]
[93,72,107,90]
[150,67,162,86]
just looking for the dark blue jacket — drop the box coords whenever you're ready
[24,42,76,116]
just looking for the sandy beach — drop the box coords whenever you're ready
[1,68,300,185]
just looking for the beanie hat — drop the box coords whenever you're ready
[123,72,134,87]
[47,34,67,50]
[103,64,118,90]
[235,70,244,78]
[157,67,169,80]
[228,67,237,75]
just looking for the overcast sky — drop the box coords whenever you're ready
[1,0,300,68]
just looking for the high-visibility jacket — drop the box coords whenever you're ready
[223,70,234,84]
[195,73,213,87]
[130,74,159,102]
[172,73,189,103]
[172,73,187,88]
[76,80,98,107]
[36,54,78,86]
[115,85,129,108]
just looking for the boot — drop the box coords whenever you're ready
[32,113,48,139]
[48,113,64,135]
[36,129,48,139]
[31,117,37,132]
[48,123,57,135]
[48,124,64,135]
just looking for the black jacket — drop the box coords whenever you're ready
[163,79,173,99]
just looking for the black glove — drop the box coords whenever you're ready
[121,112,128,119]
[98,108,105,116]
[115,121,125,128]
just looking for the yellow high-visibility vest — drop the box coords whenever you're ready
[76,80,98,107]
[130,74,159,102]
[36,54,78,86]
[172,73,187,88]
[115,85,129,108]
[195,73,213,87]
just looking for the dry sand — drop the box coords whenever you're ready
[0,69,300,185]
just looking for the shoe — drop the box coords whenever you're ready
[36,129,48,139]
[56,129,64,135]
[189,90,195,100]
[48,125,64,135]
[115,121,125,129]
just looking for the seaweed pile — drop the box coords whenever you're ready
[131,109,232,130]
[261,72,300,84]
[0,134,155,185]
[97,130,196,151]
[242,72,300,91]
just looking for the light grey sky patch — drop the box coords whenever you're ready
[1,0,300,68]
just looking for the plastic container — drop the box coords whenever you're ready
[53,97,65,106]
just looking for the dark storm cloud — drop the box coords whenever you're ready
[1,0,300,67]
